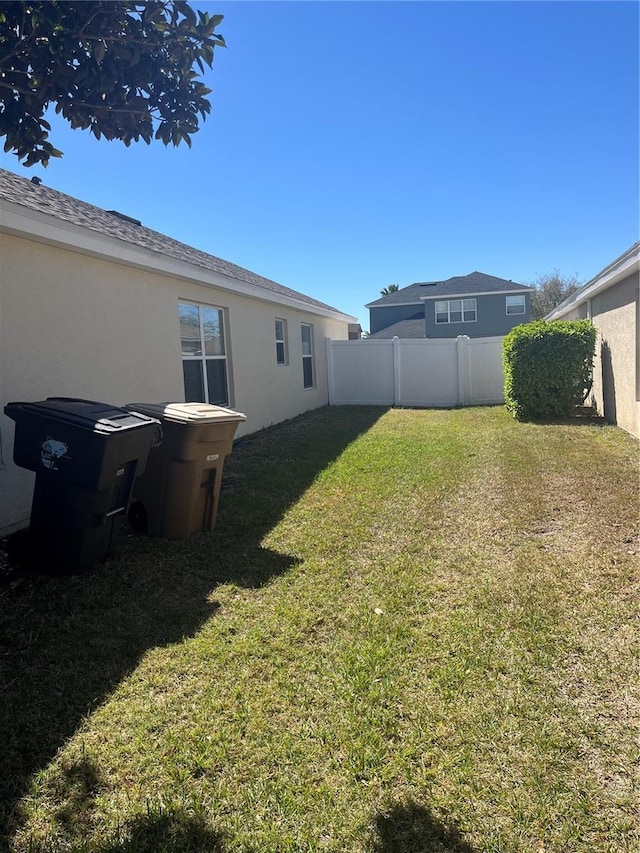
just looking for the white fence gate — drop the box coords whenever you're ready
[326,335,505,407]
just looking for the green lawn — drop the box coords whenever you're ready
[1,405,638,853]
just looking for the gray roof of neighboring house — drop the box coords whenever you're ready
[366,272,531,307]
[421,272,532,299]
[0,168,345,315]
[366,281,440,308]
[368,317,426,339]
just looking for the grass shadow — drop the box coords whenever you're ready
[519,404,608,428]
[13,757,254,853]
[0,405,388,843]
[96,810,229,853]
[372,800,476,853]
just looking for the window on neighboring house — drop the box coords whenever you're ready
[301,323,314,389]
[179,302,229,405]
[506,294,526,315]
[275,318,288,365]
[435,298,477,324]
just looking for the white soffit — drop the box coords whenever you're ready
[546,243,640,320]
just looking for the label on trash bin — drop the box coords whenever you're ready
[207,453,219,461]
[41,437,69,470]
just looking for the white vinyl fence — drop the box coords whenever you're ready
[326,335,505,407]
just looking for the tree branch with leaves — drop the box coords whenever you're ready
[529,270,582,320]
[380,284,399,296]
[0,1,225,166]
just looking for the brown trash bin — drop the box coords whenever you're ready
[125,402,246,539]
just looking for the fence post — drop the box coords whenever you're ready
[393,337,401,406]
[326,337,336,405]
[456,335,470,405]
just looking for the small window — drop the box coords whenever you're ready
[275,318,288,365]
[506,295,526,315]
[179,302,229,405]
[449,300,463,323]
[435,298,476,324]
[435,301,449,324]
[463,299,477,322]
[301,323,314,389]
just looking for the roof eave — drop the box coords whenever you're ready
[420,288,534,301]
[545,242,640,320]
[365,299,423,309]
[0,198,356,323]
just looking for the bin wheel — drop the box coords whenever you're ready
[128,500,148,533]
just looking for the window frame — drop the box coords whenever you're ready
[179,301,230,406]
[301,323,315,389]
[275,318,288,366]
[435,298,477,324]
[506,294,526,315]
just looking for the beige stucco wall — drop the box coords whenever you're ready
[0,233,349,533]
[588,271,639,438]
[557,302,589,321]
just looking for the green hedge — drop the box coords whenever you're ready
[503,320,597,420]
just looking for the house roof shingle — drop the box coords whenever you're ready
[0,168,347,317]
[366,272,531,307]
[368,317,426,339]
[366,282,440,308]
[420,272,532,299]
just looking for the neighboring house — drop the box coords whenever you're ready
[546,242,639,439]
[366,272,532,338]
[0,168,355,534]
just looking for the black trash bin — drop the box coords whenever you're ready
[4,397,159,574]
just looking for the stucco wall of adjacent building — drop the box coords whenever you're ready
[588,271,639,438]
[0,233,349,534]
[553,302,589,321]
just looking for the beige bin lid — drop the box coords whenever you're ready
[127,402,247,424]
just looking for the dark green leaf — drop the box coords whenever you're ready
[0,1,224,166]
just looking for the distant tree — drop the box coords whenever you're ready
[529,270,582,320]
[380,284,400,296]
[0,1,225,167]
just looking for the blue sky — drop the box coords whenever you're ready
[2,1,638,330]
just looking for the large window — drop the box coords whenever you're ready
[275,318,288,365]
[506,294,526,315]
[179,302,229,405]
[301,323,314,389]
[435,298,477,324]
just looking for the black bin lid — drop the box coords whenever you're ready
[4,397,158,434]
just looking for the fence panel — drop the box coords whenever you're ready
[327,339,395,405]
[467,336,505,404]
[395,338,459,407]
[327,336,505,407]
